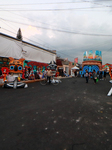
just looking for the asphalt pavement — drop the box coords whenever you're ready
[0,76,112,150]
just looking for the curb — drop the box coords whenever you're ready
[0,77,72,87]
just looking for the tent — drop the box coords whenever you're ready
[71,66,79,70]
[71,66,79,76]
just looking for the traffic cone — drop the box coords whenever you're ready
[107,87,112,96]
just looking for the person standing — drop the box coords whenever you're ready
[93,70,97,84]
[104,70,106,80]
[46,67,53,84]
[85,70,89,83]
[97,71,100,79]
[74,70,77,77]
[99,71,102,80]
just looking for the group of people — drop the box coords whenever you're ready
[25,67,53,84]
[22,68,47,80]
[85,70,107,84]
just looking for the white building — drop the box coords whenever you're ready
[0,33,56,63]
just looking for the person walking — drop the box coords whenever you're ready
[93,70,97,84]
[97,71,100,79]
[85,70,89,83]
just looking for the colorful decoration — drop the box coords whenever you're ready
[0,57,10,68]
[1,67,9,81]
[83,65,99,74]
[9,57,25,75]
[94,50,102,61]
[28,70,35,80]
[48,61,57,70]
[88,50,93,59]
[83,51,88,61]
[83,50,102,62]
[105,63,112,79]
[24,60,48,70]
[3,57,28,89]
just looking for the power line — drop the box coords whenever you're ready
[1,27,112,62]
[0,7,71,32]
[0,27,50,50]
[0,6,107,11]
[0,1,103,6]
[1,18,112,37]
[1,18,56,49]
[1,27,75,59]
[1,19,17,32]
[0,0,112,6]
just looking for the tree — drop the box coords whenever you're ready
[16,28,23,41]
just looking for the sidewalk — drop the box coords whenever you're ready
[0,76,72,87]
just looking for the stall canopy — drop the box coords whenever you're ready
[0,33,56,63]
[71,66,79,70]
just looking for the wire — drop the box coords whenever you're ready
[1,27,75,59]
[1,19,17,32]
[0,1,91,6]
[0,6,107,11]
[0,1,104,6]
[1,27,54,54]
[1,27,112,62]
[0,7,71,32]
[0,0,112,6]
[1,18,112,37]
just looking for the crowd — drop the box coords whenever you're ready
[20,68,48,81]
[0,67,48,83]
[84,70,107,84]
[0,65,108,85]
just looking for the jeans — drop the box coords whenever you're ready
[94,79,96,83]
[47,76,51,84]
[86,77,89,83]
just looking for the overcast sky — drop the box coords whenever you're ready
[0,0,112,64]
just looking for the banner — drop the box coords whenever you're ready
[83,51,88,61]
[88,50,93,59]
[94,50,102,61]
[74,57,78,63]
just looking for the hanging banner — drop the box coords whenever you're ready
[83,51,88,61]
[88,50,93,59]
[94,50,102,61]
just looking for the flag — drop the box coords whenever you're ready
[74,57,78,63]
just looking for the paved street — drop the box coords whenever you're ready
[0,76,112,150]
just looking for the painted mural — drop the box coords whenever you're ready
[0,57,10,68]
[24,60,48,73]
